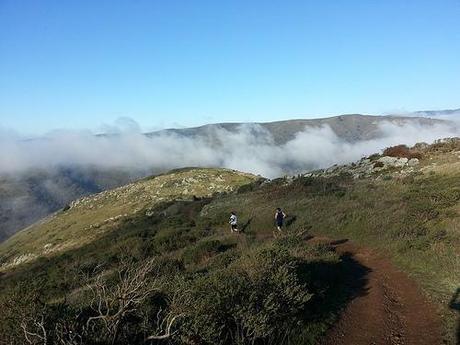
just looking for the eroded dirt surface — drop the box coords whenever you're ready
[312,237,444,345]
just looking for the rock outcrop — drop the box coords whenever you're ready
[304,155,420,180]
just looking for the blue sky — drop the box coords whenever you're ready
[1,0,459,134]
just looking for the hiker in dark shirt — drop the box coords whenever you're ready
[274,208,286,231]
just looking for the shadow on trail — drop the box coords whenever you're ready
[285,215,297,227]
[449,288,460,345]
[299,242,371,336]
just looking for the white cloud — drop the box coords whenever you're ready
[0,118,459,178]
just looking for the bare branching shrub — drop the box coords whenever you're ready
[0,258,185,345]
[54,321,84,345]
[84,258,159,344]
[146,305,184,340]
[20,313,48,345]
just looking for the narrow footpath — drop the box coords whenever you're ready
[310,237,444,345]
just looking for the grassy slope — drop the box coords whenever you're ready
[0,168,258,271]
[201,141,460,341]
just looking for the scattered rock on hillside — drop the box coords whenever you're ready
[408,158,420,167]
[304,155,420,180]
[377,156,408,167]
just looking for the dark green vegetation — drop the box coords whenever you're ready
[1,139,460,344]
[0,198,360,345]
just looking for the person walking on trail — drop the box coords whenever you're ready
[275,208,286,231]
[229,211,238,233]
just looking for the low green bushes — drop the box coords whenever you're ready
[170,241,317,344]
[182,239,226,265]
[0,234,346,345]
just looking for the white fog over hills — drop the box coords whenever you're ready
[0,111,459,242]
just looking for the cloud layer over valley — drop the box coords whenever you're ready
[1,118,459,178]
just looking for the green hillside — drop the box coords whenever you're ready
[1,140,460,344]
[0,168,258,271]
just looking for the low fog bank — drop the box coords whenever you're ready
[1,120,459,179]
[406,109,460,122]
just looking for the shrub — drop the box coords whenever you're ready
[383,145,422,159]
[296,175,350,197]
[150,256,185,277]
[373,161,384,168]
[428,137,460,152]
[236,179,266,194]
[182,239,225,265]
[175,245,313,344]
[368,153,381,161]
[151,227,196,253]
[207,249,241,270]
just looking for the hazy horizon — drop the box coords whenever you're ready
[2,108,459,138]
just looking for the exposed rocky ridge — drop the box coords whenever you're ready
[302,138,460,180]
[69,168,254,211]
[304,155,421,180]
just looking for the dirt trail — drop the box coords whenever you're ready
[311,237,444,345]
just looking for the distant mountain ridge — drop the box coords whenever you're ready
[148,114,448,144]
[413,108,460,117]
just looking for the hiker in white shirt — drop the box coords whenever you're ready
[229,211,238,233]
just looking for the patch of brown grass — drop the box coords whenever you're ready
[383,145,422,159]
